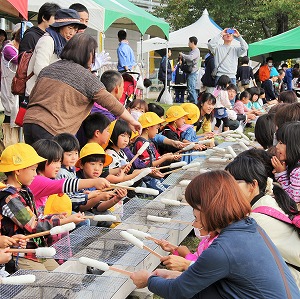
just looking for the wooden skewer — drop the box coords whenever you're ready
[18,230,51,240]
[162,168,183,176]
[143,244,163,259]
[109,266,133,276]
[103,184,136,192]
[7,248,36,253]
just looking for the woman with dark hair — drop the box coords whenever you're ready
[26,8,86,96]
[274,102,300,129]
[196,93,216,138]
[226,154,300,287]
[130,170,300,298]
[254,113,276,150]
[278,90,298,104]
[23,33,141,145]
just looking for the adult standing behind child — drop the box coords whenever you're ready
[23,33,141,144]
[117,30,135,73]
[25,9,86,96]
[179,36,200,104]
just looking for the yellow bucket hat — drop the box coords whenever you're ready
[181,103,200,125]
[165,106,188,123]
[0,143,46,172]
[76,142,113,167]
[138,112,164,129]
[44,193,72,216]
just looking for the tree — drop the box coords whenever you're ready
[153,0,300,43]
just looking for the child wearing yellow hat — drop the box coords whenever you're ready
[76,143,127,227]
[0,143,85,271]
[180,103,206,163]
[132,112,180,193]
[158,106,190,154]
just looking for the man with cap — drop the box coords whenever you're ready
[26,8,87,96]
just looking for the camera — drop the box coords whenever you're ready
[226,28,235,34]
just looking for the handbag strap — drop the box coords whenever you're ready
[215,47,231,72]
[257,226,292,299]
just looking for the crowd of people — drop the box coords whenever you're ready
[0,2,299,298]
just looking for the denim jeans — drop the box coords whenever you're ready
[186,72,198,103]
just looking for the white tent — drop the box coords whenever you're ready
[138,9,240,53]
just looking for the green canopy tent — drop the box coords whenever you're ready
[248,26,300,61]
[92,0,169,39]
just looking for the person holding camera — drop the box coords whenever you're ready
[208,28,248,85]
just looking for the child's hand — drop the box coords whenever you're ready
[65,212,86,224]
[161,153,174,161]
[151,168,164,178]
[94,178,111,190]
[247,114,256,120]
[87,190,103,199]
[98,191,115,201]
[11,235,28,249]
[171,140,185,149]
[0,248,12,264]
[0,235,17,248]
[193,144,206,151]
[115,188,127,199]
[204,132,215,139]
[160,255,191,271]
[122,163,132,174]
[271,156,286,173]
[173,154,181,161]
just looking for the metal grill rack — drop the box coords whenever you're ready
[51,226,168,267]
[163,141,248,185]
[0,270,127,299]
[111,197,193,230]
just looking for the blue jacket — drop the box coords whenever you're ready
[283,68,293,91]
[158,56,172,82]
[148,218,300,299]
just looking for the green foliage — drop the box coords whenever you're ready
[153,0,300,42]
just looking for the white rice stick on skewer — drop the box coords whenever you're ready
[83,215,117,222]
[198,139,213,145]
[79,257,132,276]
[129,141,150,164]
[160,198,189,206]
[217,130,234,136]
[208,157,228,163]
[8,247,56,258]
[179,180,191,186]
[131,168,152,183]
[224,154,232,159]
[238,132,250,141]
[127,229,158,242]
[199,168,209,174]
[156,161,187,170]
[238,141,249,151]
[248,132,255,137]
[19,222,76,240]
[127,229,178,251]
[115,180,134,187]
[163,162,201,175]
[227,146,237,158]
[228,133,241,138]
[104,184,159,196]
[120,231,163,259]
[177,142,196,153]
[0,275,36,285]
[236,138,250,145]
[147,215,192,225]
[180,152,207,157]
[212,147,226,153]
